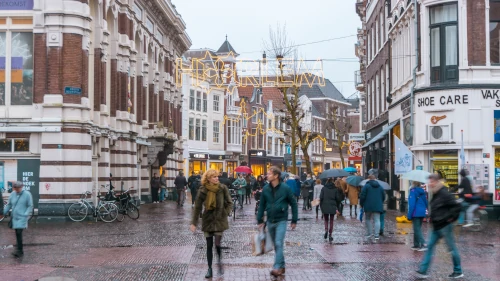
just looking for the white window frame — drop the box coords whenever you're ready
[213,121,220,143]
[213,95,220,112]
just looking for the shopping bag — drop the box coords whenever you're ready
[251,227,274,256]
[311,199,320,207]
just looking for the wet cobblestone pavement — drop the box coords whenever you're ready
[0,197,499,281]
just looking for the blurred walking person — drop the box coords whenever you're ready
[334,179,345,216]
[190,169,233,278]
[416,174,463,279]
[360,169,385,240]
[159,171,167,202]
[174,171,188,207]
[408,181,428,251]
[320,178,341,242]
[4,181,33,257]
[233,174,246,208]
[150,173,160,203]
[313,179,323,219]
[345,178,360,217]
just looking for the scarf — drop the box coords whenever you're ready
[205,183,220,211]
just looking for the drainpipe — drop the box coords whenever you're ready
[409,0,419,146]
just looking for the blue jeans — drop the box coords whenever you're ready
[458,201,469,224]
[267,220,287,269]
[160,188,166,202]
[412,217,426,248]
[380,211,385,233]
[364,212,380,238]
[419,224,462,274]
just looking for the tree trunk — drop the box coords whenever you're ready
[291,133,297,174]
[302,145,312,174]
[339,143,346,169]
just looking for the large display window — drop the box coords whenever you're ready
[209,162,223,174]
[189,160,206,175]
[430,150,458,191]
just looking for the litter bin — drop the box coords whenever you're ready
[399,191,407,213]
[388,195,397,210]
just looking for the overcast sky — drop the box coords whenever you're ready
[173,0,360,99]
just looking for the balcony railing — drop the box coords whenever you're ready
[354,70,363,88]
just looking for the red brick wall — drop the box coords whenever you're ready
[62,34,86,103]
[148,84,154,128]
[93,48,102,111]
[33,34,46,103]
[136,76,143,123]
[110,59,117,116]
[159,91,164,124]
[467,0,486,66]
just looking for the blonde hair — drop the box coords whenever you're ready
[201,169,219,186]
[315,179,321,184]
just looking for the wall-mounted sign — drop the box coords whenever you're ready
[249,150,266,157]
[430,115,447,124]
[0,0,33,10]
[349,142,362,157]
[483,153,490,158]
[311,156,323,162]
[190,153,208,159]
[64,86,82,95]
[349,133,365,141]
[417,95,469,107]
[416,166,423,170]
[325,147,333,152]
[209,154,232,160]
[400,98,411,117]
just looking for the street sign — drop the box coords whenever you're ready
[64,86,82,95]
[349,133,365,141]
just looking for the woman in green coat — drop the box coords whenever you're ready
[232,173,247,209]
[190,169,233,278]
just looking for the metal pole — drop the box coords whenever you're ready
[410,0,419,145]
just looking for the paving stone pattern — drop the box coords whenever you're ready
[0,197,498,281]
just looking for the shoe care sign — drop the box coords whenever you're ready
[0,0,33,10]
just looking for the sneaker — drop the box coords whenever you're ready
[411,246,420,251]
[415,270,428,279]
[417,247,428,252]
[462,223,474,228]
[374,236,380,240]
[448,272,464,278]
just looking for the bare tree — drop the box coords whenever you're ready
[265,24,317,174]
[327,105,352,169]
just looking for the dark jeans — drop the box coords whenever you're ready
[151,187,159,202]
[419,224,462,274]
[245,188,252,203]
[303,197,310,209]
[177,189,185,205]
[323,214,335,234]
[190,188,198,204]
[15,229,23,252]
[412,217,426,248]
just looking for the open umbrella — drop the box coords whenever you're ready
[234,166,252,174]
[401,170,431,184]
[359,179,391,190]
[346,176,364,186]
[344,167,357,173]
[318,169,350,179]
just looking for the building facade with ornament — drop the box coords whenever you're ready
[0,0,191,217]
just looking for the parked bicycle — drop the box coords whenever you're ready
[67,191,118,222]
[0,199,35,222]
[107,188,140,222]
[228,189,238,220]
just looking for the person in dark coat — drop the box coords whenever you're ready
[150,173,161,203]
[300,181,310,210]
[408,181,428,251]
[174,171,188,206]
[457,169,472,224]
[218,172,232,189]
[320,178,341,241]
[360,170,385,240]
[191,169,233,278]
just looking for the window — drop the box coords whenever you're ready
[213,95,220,111]
[213,121,220,143]
[202,93,207,112]
[274,139,279,156]
[196,91,201,111]
[242,115,247,127]
[258,111,264,124]
[189,90,195,110]
[227,120,232,144]
[259,132,264,149]
[0,139,29,152]
[430,3,458,84]
[0,31,34,106]
[146,17,154,33]
[156,30,163,43]
[267,137,272,154]
[257,91,262,104]
[202,120,207,141]
[251,129,257,149]
[132,3,143,20]
[189,118,194,140]
[252,107,257,123]
[490,0,500,64]
[195,119,200,141]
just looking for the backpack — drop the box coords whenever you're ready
[192,179,201,190]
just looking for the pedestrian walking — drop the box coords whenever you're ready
[189,175,201,207]
[345,180,360,217]
[233,174,246,208]
[253,175,265,192]
[313,179,323,219]
[457,169,473,225]
[257,166,298,277]
[245,174,252,204]
[301,181,310,210]
[416,174,463,279]
[150,173,160,203]
[159,171,167,202]
[218,172,232,189]
[360,169,385,240]
[174,171,188,207]
[408,181,428,251]
[320,178,341,241]
[334,179,345,216]
[4,181,33,257]
[190,169,233,278]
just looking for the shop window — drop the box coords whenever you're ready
[189,90,195,110]
[0,139,11,151]
[189,118,194,140]
[0,138,28,152]
[490,0,500,65]
[429,3,458,84]
[430,149,458,190]
[210,162,223,173]
[213,95,220,112]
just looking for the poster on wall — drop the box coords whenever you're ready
[494,110,500,142]
[17,159,40,208]
[11,32,33,105]
[496,168,500,203]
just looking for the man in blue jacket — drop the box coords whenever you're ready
[257,166,298,277]
[360,169,386,240]
[407,181,428,251]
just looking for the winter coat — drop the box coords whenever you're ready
[300,184,310,198]
[458,177,473,202]
[430,186,461,230]
[313,184,323,200]
[346,184,360,205]
[320,183,342,214]
[233,178,246,195]
[159,175,167,188]
[407,186,428,219]
[360,180,385,213]
[174,175,188,189]
[218,176,232,189]
[191,184,233,233]
[253,180,265,191]
[4,191,33,229]
[286,179,299,197]
[257,181,298,224]
[150,177,160,189]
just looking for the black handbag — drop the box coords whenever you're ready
[8,191,23,229]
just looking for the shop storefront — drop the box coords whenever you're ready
[208,154,225,174]
[311,156,323,176]
[430,150,459,190]
[0,158,40,208]
[248,150,266,176]
[227,160,237,178]
[189,153,208,175]
[362,122,393,173]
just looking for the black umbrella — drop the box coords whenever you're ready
[318,169,350,179]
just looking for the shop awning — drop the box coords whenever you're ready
[362,122,398,148]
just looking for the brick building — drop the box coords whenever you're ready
[0,0,191,216]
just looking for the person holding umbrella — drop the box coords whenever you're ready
[320,178,342,241]
[360,169,386,241]
[408,181,428,251]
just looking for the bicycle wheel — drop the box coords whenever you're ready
[68,202,88,222]
[126,203,140,220]
[470,209,488,232]
[99,202,118,223]
[115,203,125,222]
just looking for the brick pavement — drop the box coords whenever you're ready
[0,197,498,281]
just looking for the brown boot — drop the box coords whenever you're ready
[270,268,285,276]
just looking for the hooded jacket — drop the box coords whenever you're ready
[407,186,428,219]
[430,186,461,230]
[359,180,385,213]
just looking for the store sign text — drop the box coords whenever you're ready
[417,95,468,107]
[481,90,500,107]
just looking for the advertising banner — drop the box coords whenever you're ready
[17,159,40,208]
[394,136,413,175]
